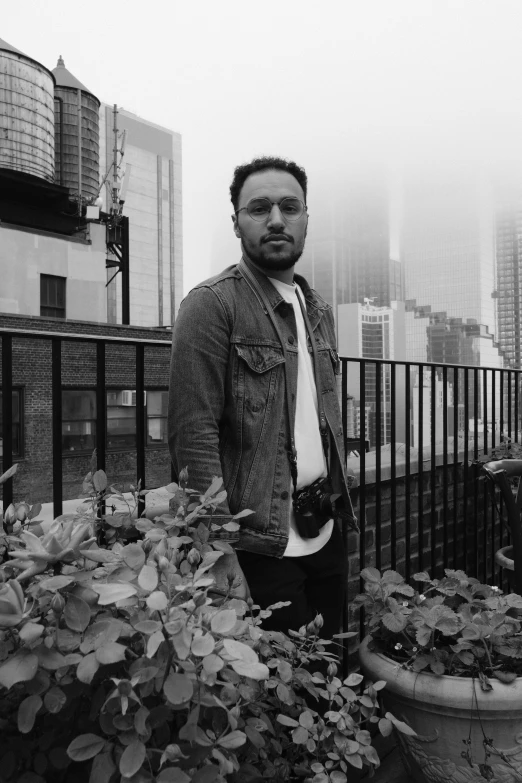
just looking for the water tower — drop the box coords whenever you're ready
[52,56,100,203]
[0,38,55,182]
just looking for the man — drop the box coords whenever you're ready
[168,156,355,640]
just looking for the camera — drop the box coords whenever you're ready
[293,476,341,539]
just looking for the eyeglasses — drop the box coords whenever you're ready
[236,197,307,222]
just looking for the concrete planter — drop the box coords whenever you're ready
[359,636,522,783]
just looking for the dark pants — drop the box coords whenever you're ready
[236,523,347,641]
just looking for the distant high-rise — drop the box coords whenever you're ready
[98,106,183,328]
[494,182,522,369]
[338,300,407,447]
[300,172,399,321]
[401,168,498,366]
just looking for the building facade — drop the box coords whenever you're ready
[401,168,498,364]
[337,301,408,447]
[0,39,181,504]
[98,106,183,328]
[299,172,400,331]
[494,183,522,369]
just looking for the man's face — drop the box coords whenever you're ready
[232,169,308,274]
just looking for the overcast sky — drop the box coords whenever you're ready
[5,0,522,293]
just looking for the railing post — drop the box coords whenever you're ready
[1,335,13,508]
[52,339,63,518]
[96,342,106,472]
[136,344,146,516]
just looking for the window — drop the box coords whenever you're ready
[61,389,168,453]
[41,274,66,318]
[147,391,168,446]
[107,390,138,450]
[62,390,96,452]
[0,389,24,458]
[106,389,168,449]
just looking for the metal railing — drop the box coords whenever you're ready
[1,328,172,514]
[1,330,520,593]
[340,357,522,595]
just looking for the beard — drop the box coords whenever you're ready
[240,231,306,273]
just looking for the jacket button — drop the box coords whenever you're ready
[288,336,295,345]
[281,491,289,500]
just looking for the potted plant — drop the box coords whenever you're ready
[0,461,408,783]
[356,566,522,783]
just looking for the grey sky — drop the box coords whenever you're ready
[5,0,522,293]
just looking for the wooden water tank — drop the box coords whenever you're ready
[53,57,100,202]
[0,38,55,182]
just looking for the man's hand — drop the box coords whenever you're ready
[209,551,250,601]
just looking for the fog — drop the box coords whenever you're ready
[5,0,522,293]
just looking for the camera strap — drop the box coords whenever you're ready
[238,259,328,498]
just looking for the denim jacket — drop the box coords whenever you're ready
[168,258,353,558]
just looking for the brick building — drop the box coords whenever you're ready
[1,313,172,504]
[0,38,182,508]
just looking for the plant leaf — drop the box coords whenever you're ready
[77,652,100,684]
[147,630,164,658]
[217,730,247,749]
[231,661,269,680]
[39,576,75,592]
[164,672,193,705]
[119,740,146,778]
[64,595,91,632]
[91,583,137,605]
[292,726,309,744]
[0,651,39,688]
[210,610,237,634]
[95,642,127,665]
[67,734,106,762]
[191,633,215,657]
[138,564,158,592]
[18,694,42,733]
[146,591,168,611]
[222,639,257,664]
[203,654,224,673]
[44,686,67,714]
[276,714,299,727]
[93,470,108,493]
[0,463,18,485]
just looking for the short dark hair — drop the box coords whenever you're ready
[230,156,308,210]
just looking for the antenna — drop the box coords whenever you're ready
[89,105,131,215]
[119,164,132,206]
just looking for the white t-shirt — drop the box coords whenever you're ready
[268,277,334,557]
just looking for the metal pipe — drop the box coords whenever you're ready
[54,96,64,186]
[112,104,119,211]
[52,339,63,518]
[1,335,14,508]
[77,89,82,202]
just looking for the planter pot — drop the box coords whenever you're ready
[359,636,522,783]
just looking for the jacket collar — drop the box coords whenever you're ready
[239,256,330,324]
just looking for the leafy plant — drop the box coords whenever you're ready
[356,567,522,686]
[0,462,408,783]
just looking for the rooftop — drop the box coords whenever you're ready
[52,55,99,101]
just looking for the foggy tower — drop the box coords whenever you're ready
[300,170,399,316]
[401,167,498,368]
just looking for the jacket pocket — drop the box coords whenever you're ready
[234,343,285,374]
[231,340,284,418]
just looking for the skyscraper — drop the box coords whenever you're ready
[401,167,498,365]
[494,182,522,368]
[338,300,408,447]
[98,105,183,328]
[300,171,400,320]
